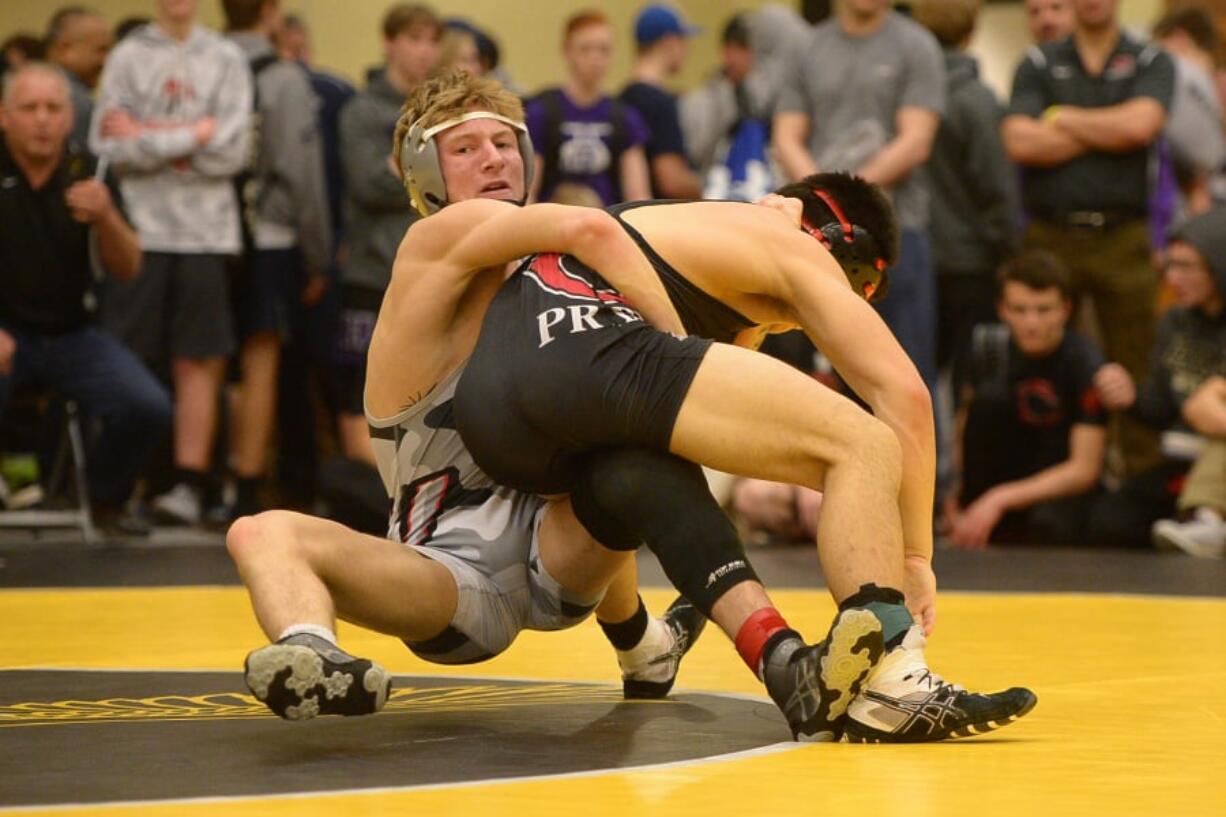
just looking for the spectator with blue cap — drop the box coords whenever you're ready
[619,4,703,199]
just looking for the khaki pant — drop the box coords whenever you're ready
[1025,219,1162,474]
[1179,438,1226,513]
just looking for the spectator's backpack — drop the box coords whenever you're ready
[967,323,1011,403]
[533,88,632,199]
[702,117,773,202]
[235,53,280,255]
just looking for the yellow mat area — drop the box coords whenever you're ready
[3,587,1224,817]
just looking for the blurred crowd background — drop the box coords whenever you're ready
[1,0,1224,560]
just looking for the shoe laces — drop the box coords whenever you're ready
[902,668,964,694]
[646,622,686,667]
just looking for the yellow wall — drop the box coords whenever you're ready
[3,0,1165,97]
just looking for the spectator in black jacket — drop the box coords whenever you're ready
[914,0,1019,385]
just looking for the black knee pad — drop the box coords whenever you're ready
[571,452,644,551]
[571,448,759,617]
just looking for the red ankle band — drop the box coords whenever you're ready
[734,607,789,675]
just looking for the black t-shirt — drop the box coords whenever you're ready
[0,140,116,334]
[618,81,687,164]
[1007,32,1174,214]
[962,329,1107,502]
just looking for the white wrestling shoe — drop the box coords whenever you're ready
[844,626,1037,743]
[618,597,707,699]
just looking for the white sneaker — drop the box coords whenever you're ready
[1152,508,1226,559]
[151,482,202,526]
[844,626,1037,743]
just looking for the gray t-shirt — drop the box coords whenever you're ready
[776,12,945,229]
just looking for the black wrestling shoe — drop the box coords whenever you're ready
[244,633,392,720]
[763,608,884,742]
[622,596,707,699]
[844,626,1037,742]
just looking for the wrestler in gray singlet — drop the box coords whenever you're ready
[366,364,603,664]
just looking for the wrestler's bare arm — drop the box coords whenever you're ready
[367,200,684,417]
[764,227,936,565]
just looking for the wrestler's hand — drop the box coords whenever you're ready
[903,554,936,636]
[755,193,804,228]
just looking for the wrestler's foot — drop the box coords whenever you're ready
[621,597,707,699]
[763,608,884,742]
[244,633,392,721]
[844,626,1037,743]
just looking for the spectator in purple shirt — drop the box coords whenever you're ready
[525,10,651,206]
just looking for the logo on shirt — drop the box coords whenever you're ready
[558,122,614,175]
[1016,378,1065,427]
[1105,54,1137,81]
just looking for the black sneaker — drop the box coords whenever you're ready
[244,633,392,720]
[763,608,884,742]
[622,596,707,699]
[844,627,1037,743]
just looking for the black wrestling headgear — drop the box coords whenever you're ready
[802,189,890,302]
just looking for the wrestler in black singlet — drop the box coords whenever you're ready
[454,203,756,495]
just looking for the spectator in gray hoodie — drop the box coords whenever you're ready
[89,0,252,525]
[222,0,332,519]
[335,3,439,465]
[914,0,1019,383]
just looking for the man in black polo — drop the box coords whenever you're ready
[0,62,171,531]
[1001,0,1174,476]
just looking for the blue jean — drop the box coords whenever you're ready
[875,228,938,394]
[0,325,172,505]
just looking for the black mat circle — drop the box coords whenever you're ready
[0,671,790,808]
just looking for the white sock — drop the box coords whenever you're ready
[276,623,338,645]
[616,616,671,674]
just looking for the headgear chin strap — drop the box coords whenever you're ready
[399,111,536,217]
[801,189,889,303]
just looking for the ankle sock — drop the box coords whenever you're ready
[276,623,338,646]
[598,596,649,651]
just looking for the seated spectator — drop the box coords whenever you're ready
[526,9,650,207]
[1094,206,1226,553]
[948,252,1110,548]
[0,63,171,532]
[620,3,703,199]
